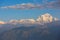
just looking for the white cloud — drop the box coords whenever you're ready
[0,0,60,9]
[54,18,59,21]
[0,3,43,9]
[1,6,8,9]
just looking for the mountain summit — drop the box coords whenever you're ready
[37,13,59,23]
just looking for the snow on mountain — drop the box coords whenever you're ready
[7,13,59,25]
[36,13,59,24]
[5,19,36,25]
[0,13,59,25]
[19,19,35,24]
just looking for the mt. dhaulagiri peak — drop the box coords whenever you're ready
[37,13,59,23]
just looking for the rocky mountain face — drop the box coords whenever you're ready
[37,13,59,24]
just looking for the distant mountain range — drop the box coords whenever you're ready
[0,13,60,40]
[0,13,59,25]
[0,13,60,34]
[7,13,59,24]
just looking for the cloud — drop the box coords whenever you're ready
[54,1,60,8]
[1,6,8,9]
[0,3,44,9]
[0,21,5,24]
[46,0,60,9]
[0,0,60,9]
[54,18,59,21]
[1,1,60,9]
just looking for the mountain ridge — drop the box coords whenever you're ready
[0,13,59,25]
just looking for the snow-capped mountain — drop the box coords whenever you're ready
[0,13,59,25]
[36,13,59,23]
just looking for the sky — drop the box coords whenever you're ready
[0,0,60,21]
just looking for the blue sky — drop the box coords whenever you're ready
[0,0,60,21]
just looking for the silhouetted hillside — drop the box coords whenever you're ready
[0,21,60,40]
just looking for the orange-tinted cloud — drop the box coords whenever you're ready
[0,21,5,24]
